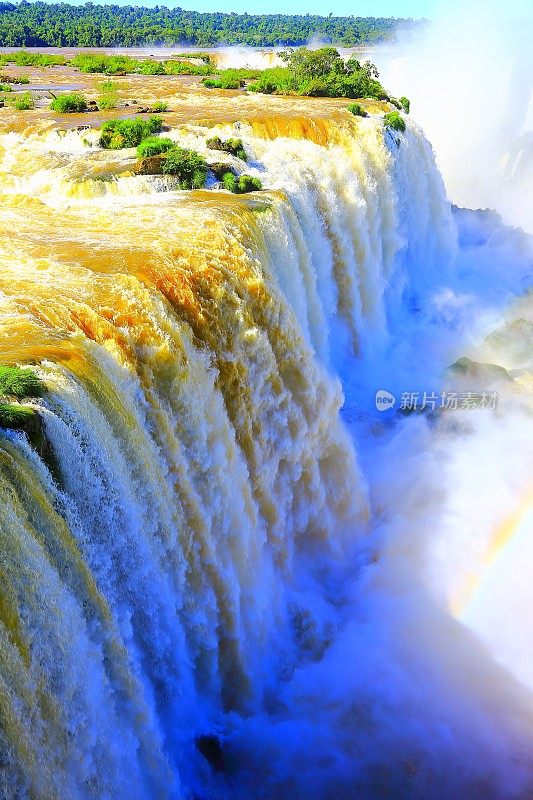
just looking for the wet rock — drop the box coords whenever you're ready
[206,135,246,160]
[208,162,235,180]
[447,356,512,386]
[135,154,167,175]
[196,735,225,772]
[0,406,61,483]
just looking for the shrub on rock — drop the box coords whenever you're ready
[161,147,208,189]
[136,136,175,158]
[99,115,163,149]
[222,172,262,193]
[347,102,367,117]
[0,365,44,398]
[206,136,246,160]
[50,93,88,113]
[384,111,406,133]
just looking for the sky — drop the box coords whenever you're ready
[83,0,533,21]
[189,0,435,15]
[118,0,441,15]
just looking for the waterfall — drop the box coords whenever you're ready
[1,110,525,799]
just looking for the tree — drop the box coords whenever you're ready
[0,4,421,48]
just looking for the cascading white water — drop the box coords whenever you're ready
[0,107,532,800]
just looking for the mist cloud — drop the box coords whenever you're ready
[376,0,533,232]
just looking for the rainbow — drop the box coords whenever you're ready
[451,486,533,619]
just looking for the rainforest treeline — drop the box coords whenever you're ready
[0,2,421,47]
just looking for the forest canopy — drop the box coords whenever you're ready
[0,2,422,48]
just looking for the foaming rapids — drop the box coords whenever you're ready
[0,103,532,800]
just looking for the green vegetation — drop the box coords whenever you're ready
[0,399,53,465]
[136,136,175,158]
[246,48,387,99]
[98,79,119,93]
[206,136,246,161]
[99,116,163,149]
[202,68,260,90]
[0,366,44,398]
[0,365,54,462]
[152,101,168,113]
[0,84,12,92]
[0,402,36,428]
[70,53,211,77]
[1,74,32,85]
[134,147,261,194]
[222,173,262,193]
[347,103,368,117]
[236,174,262,193]
[0,74,28,85]
[161,146,208,189]
[202,68,260,91]
[10,91,34,110]
[390,96,411,113]
[97,79,119,110]
[0,5,421,48]
[0,41,397,104]
[203,76,240,90]
[178,52,212,64]
[208,162,232,180]
[50,92,87,113]
[163,59,212,75]
[0,50,65,68]
[384,111,406,133]
[73,54,133,74]
[97,94,117,110]
[137,60,165,75]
